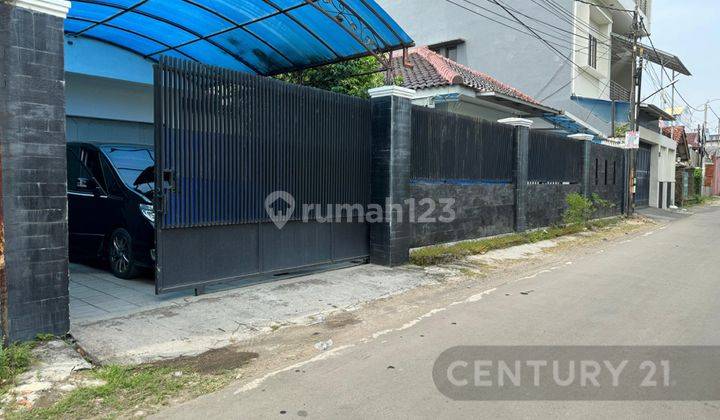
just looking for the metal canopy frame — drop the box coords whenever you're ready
[65,0,414,75]
[612,33,691,76]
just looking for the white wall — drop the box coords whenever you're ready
[572,2,612,100]
[640,127,677,208]
[65,73,153,123]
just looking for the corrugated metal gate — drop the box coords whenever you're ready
[635,144,651,207]
[153,58,371,294]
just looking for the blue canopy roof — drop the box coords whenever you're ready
[65,0,414,75]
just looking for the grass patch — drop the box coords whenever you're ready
[683,195,711,207]
[410,218,621,267]
[0,343,35,391]
[8,365,232,419]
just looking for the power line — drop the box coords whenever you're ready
[639,19,704,113]
[445,0,616,127]
[488,0,617,127]
[538,46,612,102]
[455,0,582,47]
[455,0,612,54]
[573,0,633,13]
[539,0,614,41]
[473,0,611,47]
[443,0,578,51]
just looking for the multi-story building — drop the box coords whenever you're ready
[378,0,685,208]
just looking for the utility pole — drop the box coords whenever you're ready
[701,101,708,163]
[626,5,641,215]
[670,70,676,141]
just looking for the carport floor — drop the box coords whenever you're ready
[69,260,366,324]
[69,263,186,323]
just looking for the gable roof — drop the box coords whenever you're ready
[662,126,686,143]
[391,47,540,105]
[686,131,701,148]
[663,126,690,161]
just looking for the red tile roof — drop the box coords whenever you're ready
[662,126,702,148]
[686,131,701,148]
[662,126,685,143]
[391,47,539,105]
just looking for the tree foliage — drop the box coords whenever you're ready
[275,57,384,99]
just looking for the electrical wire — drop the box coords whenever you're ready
[492,0,615,94]
[455,0,582,47]
[573,0,633,13]
[473,0,611,47]
[443,0,577,51]
[445,0,619,127]
[538,0,614,41]
[639,19,704,114]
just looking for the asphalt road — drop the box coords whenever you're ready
[159,205,720,419]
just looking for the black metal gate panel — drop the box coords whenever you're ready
[154,58,371,294]
[635,144,651,207]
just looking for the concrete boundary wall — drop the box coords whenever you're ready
[369,89,627,263]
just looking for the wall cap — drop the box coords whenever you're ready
[497,117,533,128]
[568,133,595,141]
[368,85,416,100]
[10,0,70,18]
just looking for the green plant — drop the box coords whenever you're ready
[563,193,596,225]
[275,56,384,98]
[614,123,630,138]
[35,334,55,342]
[0,342,34,385]
[11,365,232,419]
[591,193,613,210]
[694,168,703,195]
[409,218,622,267]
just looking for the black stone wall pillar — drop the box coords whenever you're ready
[499,118,533,233]
[0,0,71,342]
[368,86,414,266]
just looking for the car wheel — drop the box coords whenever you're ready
[108,228,139,279]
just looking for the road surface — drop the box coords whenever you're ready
[158,205,720,419]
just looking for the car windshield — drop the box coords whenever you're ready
[101,146,155,195]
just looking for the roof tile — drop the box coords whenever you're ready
[391,47,539,104]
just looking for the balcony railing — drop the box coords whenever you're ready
[610,80,631,102]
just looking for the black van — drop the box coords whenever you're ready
[67,142,155,279]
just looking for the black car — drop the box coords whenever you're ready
[67,142,156,279]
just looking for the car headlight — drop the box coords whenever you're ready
[140,204,155,224]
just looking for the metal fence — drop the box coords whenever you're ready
[155,57,372,229]
[528,131,584,184]
[411,106,514,182]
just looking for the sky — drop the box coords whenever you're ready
[648,0,720,130]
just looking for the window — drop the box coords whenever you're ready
[67,148,95,193]
[588,34,598,69]
[428,39,464,63]
[79,147,107,191]
[101,158,123,195]
[444,45,458,62]
[431,45,458,61]
[102,146,155,194]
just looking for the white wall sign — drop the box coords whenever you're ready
[625,131,640,149]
